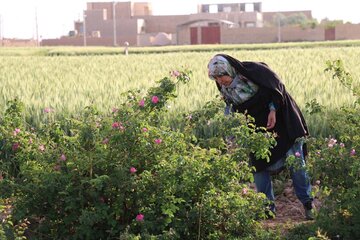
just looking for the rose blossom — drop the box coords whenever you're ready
[130,167,137,173]
[151,96,159,104]
[328,138,337,148]
[112,122,122,129]
[350,149,356,156]
[12,142,20,151]
[154,138,162,144]
[138,99,145,107]
[13,128,21,136]
[171,70,180,77]
[59,154,66,161]
[295,152,301,158]
[39,144,45,152]
[44,107,52,113]
[136,214,144,221]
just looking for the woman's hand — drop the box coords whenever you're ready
[267,110,276,130]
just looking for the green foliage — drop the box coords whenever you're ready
[0,70,274,239]
[2,45,360,138]
[0,199,28,240]
[321,20,344,30]
[305,99,324,115]
[301,60,360,240]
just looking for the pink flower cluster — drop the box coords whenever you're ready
[13,128,21,136]
[138,95,160,107]
[112,122,125,131]
[328,138,337,148]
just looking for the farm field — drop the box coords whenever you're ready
[1,41,360,239]
[1,42,360,133]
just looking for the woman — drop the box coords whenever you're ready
[207,53,314,220]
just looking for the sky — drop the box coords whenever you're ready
[0,0,359,39]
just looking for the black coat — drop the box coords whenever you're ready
[216,54,309,172]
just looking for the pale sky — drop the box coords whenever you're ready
[0,0,359,39]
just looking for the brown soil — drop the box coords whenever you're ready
[261,179,322,236]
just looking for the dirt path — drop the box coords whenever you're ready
[261,180,322,236]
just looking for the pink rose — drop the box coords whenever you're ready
[171,70,180,77]
[112,122,121,129]
[139,99,145,107]
[12,142,20,151]
[130,167,137,173]
[295,152,301,158]
[151,96,159,104]
[154,138,162,144]
[102,138,109,144]
[136,213,144,221]
[59,154,66,161]
[13,128,21,136]
[39,144,45,152]
[44,107,52,113]
[142,127,148,132]
[350,149,356,156]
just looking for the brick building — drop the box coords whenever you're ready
[41,1,360,47]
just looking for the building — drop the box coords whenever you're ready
[41,1,360,47]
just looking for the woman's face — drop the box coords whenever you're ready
[215,75,233,87]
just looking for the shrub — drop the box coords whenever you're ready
[1,70,275,239]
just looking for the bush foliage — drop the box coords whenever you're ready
[1,70,276,239]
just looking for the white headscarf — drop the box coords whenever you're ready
[207,55,236,80]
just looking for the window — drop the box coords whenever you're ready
[209,5,218,13]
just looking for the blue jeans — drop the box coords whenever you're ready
[253,141,312,212]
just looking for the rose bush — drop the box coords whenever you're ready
[1,70,277,239]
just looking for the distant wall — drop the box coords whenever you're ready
[41,36,137,47]
[180,25,326,45]
[335,23,360,40]
[0,39,38,47]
